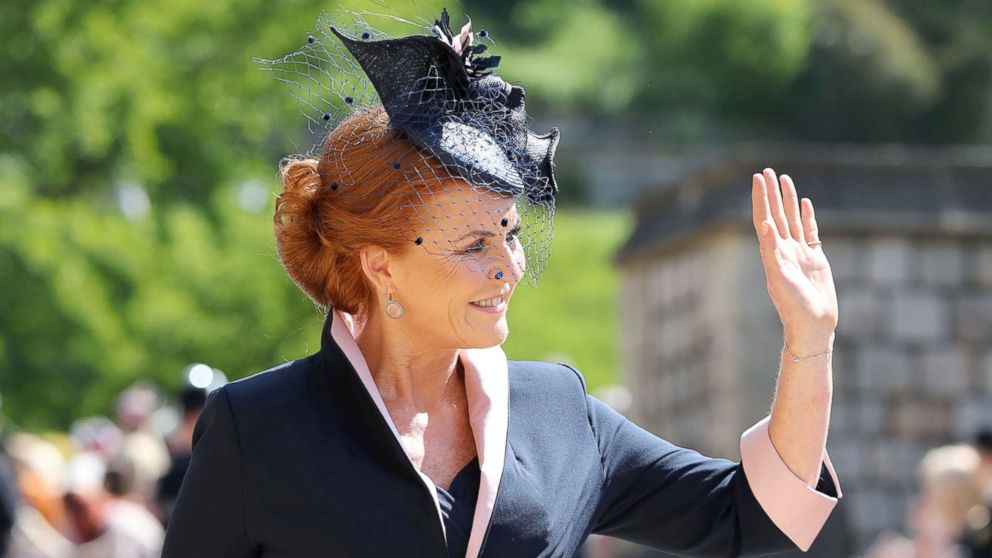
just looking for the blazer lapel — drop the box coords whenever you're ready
[315,312,448,554]
[326,309,511,558]
[325,310,447,536]
[460,346,509,558]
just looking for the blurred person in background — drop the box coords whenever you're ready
[5,432,74,558]
[111,383,171,510]
[972,431,992,500]
[0,448,15,556]
[959,431,992,557]
[867,444,984,558]
[0,415,17,555]
[68,416,123,460]
[156,380,209,525]
[3,420,166,558]
[60,451,163,558]
[68,415,152,514]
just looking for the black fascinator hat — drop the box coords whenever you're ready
[328,9,559,204]
[255,7,561,285]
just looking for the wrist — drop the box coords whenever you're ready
[783,328,835,357]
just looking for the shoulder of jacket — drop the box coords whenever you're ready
[507,359,589,394]
[221,353,319,409]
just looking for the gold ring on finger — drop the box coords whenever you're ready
[807,240,822,247]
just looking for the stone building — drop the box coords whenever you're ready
[612,144,992,555]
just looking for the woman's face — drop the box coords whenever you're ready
[386,180,526,349]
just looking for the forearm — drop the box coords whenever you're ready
[768,329,835,488]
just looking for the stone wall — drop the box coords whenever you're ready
[619,229,751,460]
[824,234,992,547]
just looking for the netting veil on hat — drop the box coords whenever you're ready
[255,7,561,286]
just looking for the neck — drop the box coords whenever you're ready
[354,312,463,411]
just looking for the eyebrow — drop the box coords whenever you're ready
[454,230,495,242]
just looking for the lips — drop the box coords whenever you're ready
[471,295,505,308]
[470,284,513,313]
[469,287,513,314]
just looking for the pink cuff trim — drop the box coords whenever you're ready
[739,416,842,552]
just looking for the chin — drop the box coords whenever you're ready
[469,320,509,348]
[490,325,509,346]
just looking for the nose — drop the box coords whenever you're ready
[488,240,526,284]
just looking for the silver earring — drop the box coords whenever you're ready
[384,292,404,319]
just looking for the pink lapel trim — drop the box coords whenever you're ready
[460,342,509,558]
[330,309,509,558]
[329,310,446,538]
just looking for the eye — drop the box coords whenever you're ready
[458,224,522,255]
[461,240,486,254]
[506,224,522,243]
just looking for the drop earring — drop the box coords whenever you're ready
[384,292,404,319]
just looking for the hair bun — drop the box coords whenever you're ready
[279,157,321,196]
[274,157,336,307]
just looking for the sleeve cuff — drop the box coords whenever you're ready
[739,415,843,552]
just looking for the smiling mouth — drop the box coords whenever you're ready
[470,295,505,308]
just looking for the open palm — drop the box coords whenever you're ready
[752,168,838,352]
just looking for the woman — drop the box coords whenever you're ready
[163,8,842,557]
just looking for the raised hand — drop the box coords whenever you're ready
[751,168,838,356]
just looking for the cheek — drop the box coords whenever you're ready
[454,256,491,287]
[419,256,488,302]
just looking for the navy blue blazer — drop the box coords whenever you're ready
[162,310,840,557]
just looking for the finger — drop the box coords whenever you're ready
[763,168,789,238]
[757,220,785,277]
[801,197,821,248]
[780,174,805,242]
[751,173,772,234]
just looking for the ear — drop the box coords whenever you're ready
[359,245,396,295]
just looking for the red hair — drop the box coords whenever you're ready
[273,106,456,319]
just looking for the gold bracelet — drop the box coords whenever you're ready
[783,343,833,363]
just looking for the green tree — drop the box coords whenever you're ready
[634,0,814,118]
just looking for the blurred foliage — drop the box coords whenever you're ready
[634,0,814,118]
[495,0,642,112]
[792,0,942,140]
[788,0,992,141]
[0,173,326,429]
[4,0,991,206]
[2,0,992,428]
[0,0,451,208]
